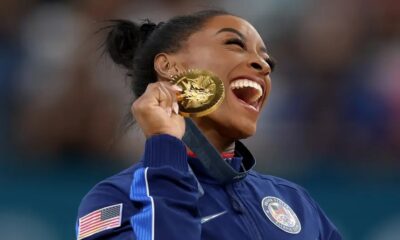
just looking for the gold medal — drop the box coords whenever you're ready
[171,69,225,117]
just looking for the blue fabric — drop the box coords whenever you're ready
[76,134,342,240]
[131,168,153,240]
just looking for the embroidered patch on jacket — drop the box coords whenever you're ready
[78,203,122,240]
[261,196,301,234]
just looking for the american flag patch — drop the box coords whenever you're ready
[78,203,122,240]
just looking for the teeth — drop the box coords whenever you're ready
[230,79,263,101]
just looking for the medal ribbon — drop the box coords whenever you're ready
[182,118,249,184]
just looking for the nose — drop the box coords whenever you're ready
[248,56,271,76]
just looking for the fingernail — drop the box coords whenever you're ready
[166,107,172,117]
[173,102,179,114]
[172,85,182,92]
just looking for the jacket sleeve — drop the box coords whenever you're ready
[130,134,201,240]
[76,182,137,240]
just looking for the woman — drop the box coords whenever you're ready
[76,10,342,240]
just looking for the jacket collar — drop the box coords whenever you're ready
[188,140,256,184]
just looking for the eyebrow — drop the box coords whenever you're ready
[216,28,246,40]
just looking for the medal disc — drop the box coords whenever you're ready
[170,69,225,117]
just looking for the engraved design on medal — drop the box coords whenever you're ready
[177,75,215,108]
[171,69,224,117]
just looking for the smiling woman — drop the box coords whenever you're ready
[76,10,342,240]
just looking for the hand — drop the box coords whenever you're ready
[131,81,185,139]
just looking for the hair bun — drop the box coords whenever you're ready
[139,22,157,41]
[104,20,163,69]
[105,20,141,69]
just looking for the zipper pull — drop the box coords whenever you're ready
[225,185,244,213]
[231,197,244,213]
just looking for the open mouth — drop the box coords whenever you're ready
[230,79,263,110]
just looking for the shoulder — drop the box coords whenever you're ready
[247,170,324,210]
[247,170,308,195]
[246,171,324,220]
[78,163,143,215]
[247,171,342,239]
[76,163,143,237]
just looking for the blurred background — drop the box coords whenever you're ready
[0,0,399,239]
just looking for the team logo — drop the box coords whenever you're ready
[261,196,301,234]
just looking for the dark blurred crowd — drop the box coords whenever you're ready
[1,1,399,239]
[1,0,399,171]
[251,0,400,173]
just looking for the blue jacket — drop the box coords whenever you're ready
[76,134,342,240]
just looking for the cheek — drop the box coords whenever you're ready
[261,78,272,108]
[266,78,272,94]
[183,47,235,75]
[207,100,259,137]
[182,47,213,68]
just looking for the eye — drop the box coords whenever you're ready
[265,57,276,72]
[225,38,246,49]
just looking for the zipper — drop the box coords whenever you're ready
[225,184,263,240]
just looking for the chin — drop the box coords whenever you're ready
[197,111,258,140]
[237,123,257,139]
[222,120,258,140]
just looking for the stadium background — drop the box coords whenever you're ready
[0,0,399,239]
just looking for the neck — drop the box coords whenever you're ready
[192,118,235,153]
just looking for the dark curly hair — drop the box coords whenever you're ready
[101,9,230,133]
[104,9,230,98]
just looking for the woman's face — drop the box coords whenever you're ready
[174,15,273,140]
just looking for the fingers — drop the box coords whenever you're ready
[160,82,181,115]
[170,85,182,115]
[158,83,173,116]
[164,82,182,113]
[138,81,181,117]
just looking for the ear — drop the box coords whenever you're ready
[154,53,185,80]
